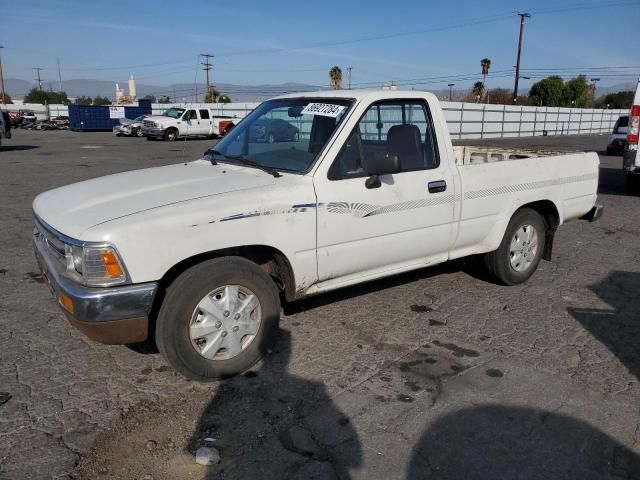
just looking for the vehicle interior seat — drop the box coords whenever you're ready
[387,124,424,170]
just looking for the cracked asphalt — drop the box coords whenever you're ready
[1,130,639,479]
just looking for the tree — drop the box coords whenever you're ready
[480,58,491,101]
[24,88,70,105]
[93,96,112,105]
[329,66,343,90]
[471,81,485,102]
[142,95,156,102]
[564,75,593,108]
[0,92,12,104]
[74,96,93,105]
[528,76,565,107]
[158,95,172,104]
[205,87,220,103]
[596,90,634,109]
[486,88,513,105]
[204,88,231,103]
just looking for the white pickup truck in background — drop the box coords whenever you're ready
[33,90,602,380]
[142,106,236,141]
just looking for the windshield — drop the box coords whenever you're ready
[162,107,185,118]
[210,97,353,173]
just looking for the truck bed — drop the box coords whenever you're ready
[454,146,574,165]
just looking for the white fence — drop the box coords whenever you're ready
[5,101,626,139]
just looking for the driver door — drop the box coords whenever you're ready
[314,99,456,284]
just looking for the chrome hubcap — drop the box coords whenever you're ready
[189,285,261,360]
[509,224,539,272]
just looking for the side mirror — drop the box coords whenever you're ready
[288,106,304,118]
[365,153,400,175]
[364,154,400,189]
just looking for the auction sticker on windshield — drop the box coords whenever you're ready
[301,103,345,118]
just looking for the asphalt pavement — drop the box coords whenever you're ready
[0,130,638,480]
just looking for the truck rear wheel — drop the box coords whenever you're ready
[482,208,546,285]
[155,257,280,381]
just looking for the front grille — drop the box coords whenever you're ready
[34,220,67,266]
[143,120,156,128]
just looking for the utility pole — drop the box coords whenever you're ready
[57,57,63,92]
[201,53,214,102]
[513,12,530,104]
[347,67,352,89]
[0,46,6,105]
[448,83,455,102]
[590,78,600,104]
[33,67,44,91]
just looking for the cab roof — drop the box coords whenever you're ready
[272,89,438,103]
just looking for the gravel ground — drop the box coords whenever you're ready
[0,130,638,479]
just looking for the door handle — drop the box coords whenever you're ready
[428,180,447,193]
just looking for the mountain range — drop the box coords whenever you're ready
[4,77,637,103]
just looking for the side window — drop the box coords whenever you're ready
[199,109,210,120]
[329,100,439,180]
[183,110,197,121]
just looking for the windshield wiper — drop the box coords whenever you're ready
[203,148,225,165]
[203,149,281,177]
[221,154,282,178]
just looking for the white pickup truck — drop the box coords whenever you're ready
[142,106,236,141]
[33,90,602,380]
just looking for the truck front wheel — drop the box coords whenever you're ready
[164,128,178,141]
[482,208,546,286]
[155,257,281,381]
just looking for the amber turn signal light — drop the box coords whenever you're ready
[101,251,124,277]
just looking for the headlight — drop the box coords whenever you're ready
[65,244,127,286]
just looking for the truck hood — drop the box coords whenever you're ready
[144,115,173,124]
[33,160,276,239]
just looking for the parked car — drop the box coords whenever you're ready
[51,116,70,128]
[249,118,300,143]
[607,115,628,155]
[623,78,640,188]
[19,109,37,124]
[113,115,147,137]
[33,90,602,380]
[142,107,236,141]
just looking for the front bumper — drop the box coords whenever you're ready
[142,126,164,138]
[113,125,130,135]
[33,228,158,344]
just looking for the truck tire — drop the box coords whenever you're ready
[482,208,546,286]
[155,257,281,381]
[164,128,178,141]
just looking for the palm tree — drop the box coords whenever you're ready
[329,66,343,90]
[472,81,485,103]
[480,58,491,102]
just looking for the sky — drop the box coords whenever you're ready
[2,0,639,94]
